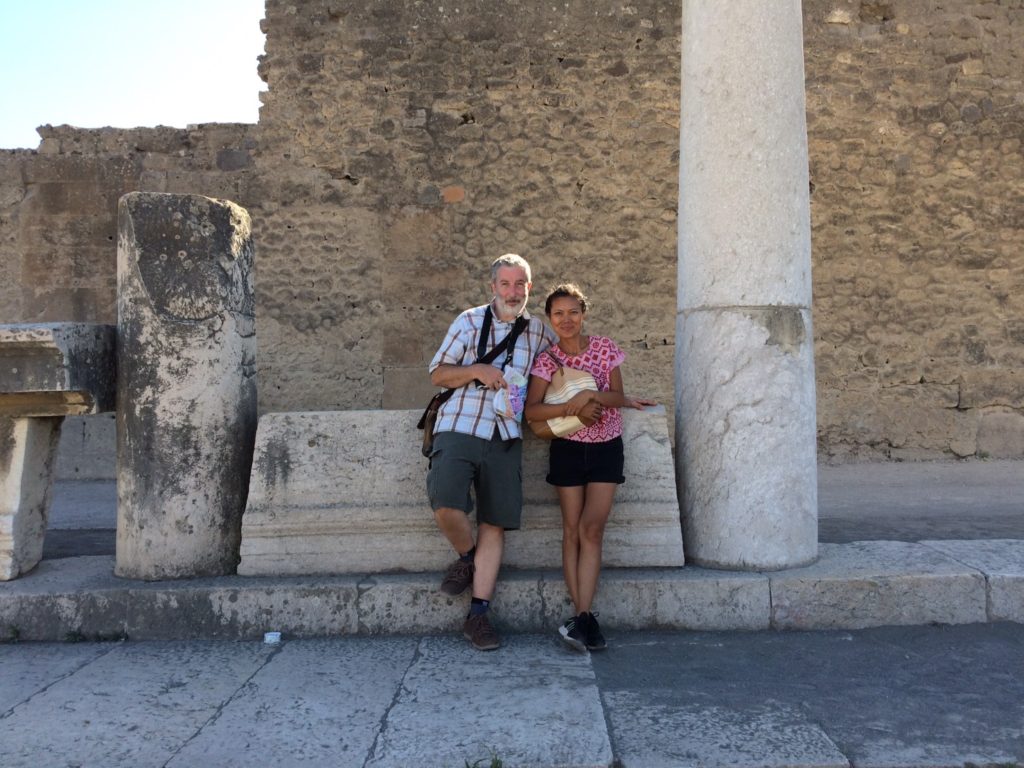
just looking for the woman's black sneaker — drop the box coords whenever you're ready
[581,612,607,651]
[558,615,587,652]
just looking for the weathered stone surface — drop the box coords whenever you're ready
[555,567,771,631]
[116,192,257,580]
[167,638,418,768]
[0,323,115,416]
[604,693,848,768]
[770,541,988,630]
[238,407,684,576]
[0,322,116,579]
[0,556,128,639]
[363,636,612,768]
[0,640,272,767]
[55,413,115,479]
[976,409,1024,459]
[126,579,361,640]
[677,310,819,570]
[2,543,1019,641]
[677,0,818,569]
[922,539,1024,623]
[0,417,62,580]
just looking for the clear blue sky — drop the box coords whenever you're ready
[0,0,267,149]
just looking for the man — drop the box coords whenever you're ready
[426,253,557,650]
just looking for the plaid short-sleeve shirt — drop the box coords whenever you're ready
[429,303,556,440]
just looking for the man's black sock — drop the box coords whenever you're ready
[459,546,476,563]
[468,597,490,617]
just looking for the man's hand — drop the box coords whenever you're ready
[473,364,507,391]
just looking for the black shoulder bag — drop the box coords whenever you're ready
[417,307,528,457]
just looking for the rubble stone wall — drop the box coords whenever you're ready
[805,0,1024,460]
[1,0,1022,462]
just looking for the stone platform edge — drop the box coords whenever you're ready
[1,539,1021,642]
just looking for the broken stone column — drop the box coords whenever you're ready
[676,0,818,570]
[0,323,116,579]
[116,192,256,580]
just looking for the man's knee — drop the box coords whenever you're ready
[475,522,505,546]
[434,506,466,526]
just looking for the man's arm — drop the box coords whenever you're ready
[430,362,506,390]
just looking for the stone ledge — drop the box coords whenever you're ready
[2,540,1020,641]
[238,407,684,575]
[769,541,990,630]
[920,539,1024,623]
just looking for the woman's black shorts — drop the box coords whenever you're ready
[547,436,625,487]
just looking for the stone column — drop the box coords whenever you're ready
[676,0,818,570]
[116,193,257,580]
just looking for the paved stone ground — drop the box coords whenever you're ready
[4,459,1022,766]
[1,624,1022,768]
[817,459,1024,543]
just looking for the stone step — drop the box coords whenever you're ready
[2,539,1021,642]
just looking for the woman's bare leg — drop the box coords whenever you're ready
[556,486,586,611]
[575,482,617,613]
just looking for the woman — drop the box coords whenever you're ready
[525,283,654,651]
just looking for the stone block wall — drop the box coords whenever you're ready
[1,0,1022,462]
[252,0,680,413]
[0,124,259,325]
[804,0,1024,460]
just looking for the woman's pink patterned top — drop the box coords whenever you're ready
[530,335,626,443]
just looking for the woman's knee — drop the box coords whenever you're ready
[579,519,606,546]
[562,520,581,543]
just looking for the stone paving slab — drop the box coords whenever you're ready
[591,625,1024,768]
[167,637,419,768]
[0,641,111,712]
[365,635,611,768]
[603,694,848,768]
[0,640,273,767]
[769,541,988,629]
[921,538,1024,623]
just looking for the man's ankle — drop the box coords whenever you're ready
[468,597,490,617]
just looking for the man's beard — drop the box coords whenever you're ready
[496,296,527,318]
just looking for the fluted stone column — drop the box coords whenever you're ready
[676,0,818,570]
[116,193,257,580]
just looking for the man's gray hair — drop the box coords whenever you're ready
[490,253,532,283]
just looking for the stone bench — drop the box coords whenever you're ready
[0,323,116,579]
[238,407,685,576]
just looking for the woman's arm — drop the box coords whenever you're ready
[593,367,656,409]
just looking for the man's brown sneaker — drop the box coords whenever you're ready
[463,613,500,651]
[440,558,474,596]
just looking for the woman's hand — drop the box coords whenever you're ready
[576,399,604,425]
[624,396,657,410]
[563,390,598,416]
